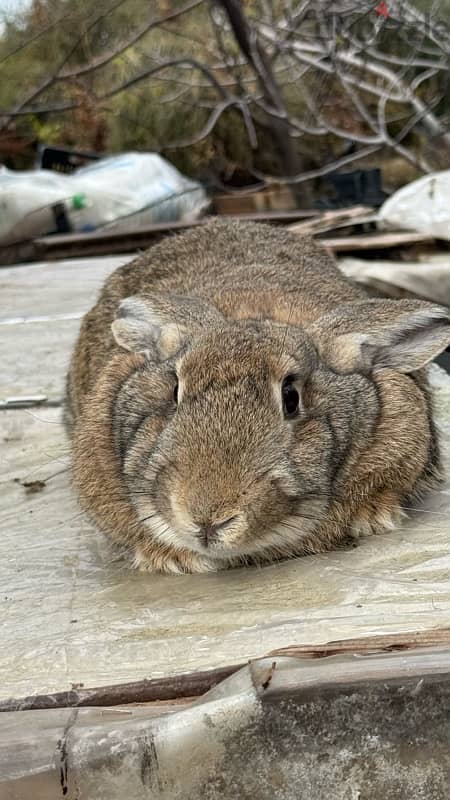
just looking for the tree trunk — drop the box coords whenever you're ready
[216,0,314,205]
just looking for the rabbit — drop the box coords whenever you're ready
[65,218,450,574]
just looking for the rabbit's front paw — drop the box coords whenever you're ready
[350,492,404,539]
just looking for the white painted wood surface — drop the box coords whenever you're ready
[1,254,450,702]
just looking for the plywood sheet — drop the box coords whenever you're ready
[0,255,130,402]
[321,230,435,252]
[1,255,450,703]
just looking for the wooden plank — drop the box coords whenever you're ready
[288,205,375,236]
[34,211,315,257]
[320,230,436,252]
[270,628,450,659]
[0,255,128,319]
[1,215,436,265]
[0,317,80,401]
[3,384,450,704]
[212,185,297,214]
[0,255,130,401]
[0,664,242,712]
[0,212,318,266]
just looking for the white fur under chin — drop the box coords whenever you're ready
[138,505,321,573]
[138,509,226,573]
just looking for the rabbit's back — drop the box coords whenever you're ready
[99,218,363,308]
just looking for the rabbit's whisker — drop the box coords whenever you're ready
[23,409,62,424]
[276,292,301,366]
[398,506,450,517]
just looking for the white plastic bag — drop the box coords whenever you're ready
[378,170,450,241]
[0,167,73,245]
[0,153,208,245]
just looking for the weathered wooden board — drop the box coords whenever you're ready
[289,205,376,236]
[0,213,316,265]
[0,255,128,317]
[1,254,450,704]
[320,230,436,252]
[0,255,129,401]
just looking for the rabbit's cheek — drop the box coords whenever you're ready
[290,418,335,490]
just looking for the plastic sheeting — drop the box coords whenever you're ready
[378,169,450,241]
[0,153,208,246]
[1,255,450,704]
[339,254,450,307]
[2,649,450,798]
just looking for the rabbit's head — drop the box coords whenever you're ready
[111,294,450,567]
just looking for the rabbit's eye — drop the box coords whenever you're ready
[173,381,179,404]
[282,376,299,419]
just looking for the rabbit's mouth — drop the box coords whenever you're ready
[179,510,323,560]
[138,495,327,562]
[138,510,245,559]
[167,498,248,557]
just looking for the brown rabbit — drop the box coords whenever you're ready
[66,219,450,573]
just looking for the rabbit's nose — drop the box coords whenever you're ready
[195,516,236,548]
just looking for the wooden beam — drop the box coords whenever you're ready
[288,205,376,236]
[320,230,436,253]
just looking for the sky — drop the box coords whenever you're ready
[0,0,30,30]
[0,0,30,12]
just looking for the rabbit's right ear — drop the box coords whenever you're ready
[111,294,222,358]
[309,300,450,374]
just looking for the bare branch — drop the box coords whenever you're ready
[2,0,206,119]
[1,0,449,187]
[1,58,231,119]
[251,143,383,184]
[0,7,81,66]
[60,0,206,80]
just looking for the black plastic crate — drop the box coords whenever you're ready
[38,145,100,174]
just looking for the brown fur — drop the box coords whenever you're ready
[66,219,450,573]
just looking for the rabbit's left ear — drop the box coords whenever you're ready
[309,300,450,374]
[112,294,223,359]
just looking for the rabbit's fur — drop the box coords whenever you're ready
[66,219,450,573]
